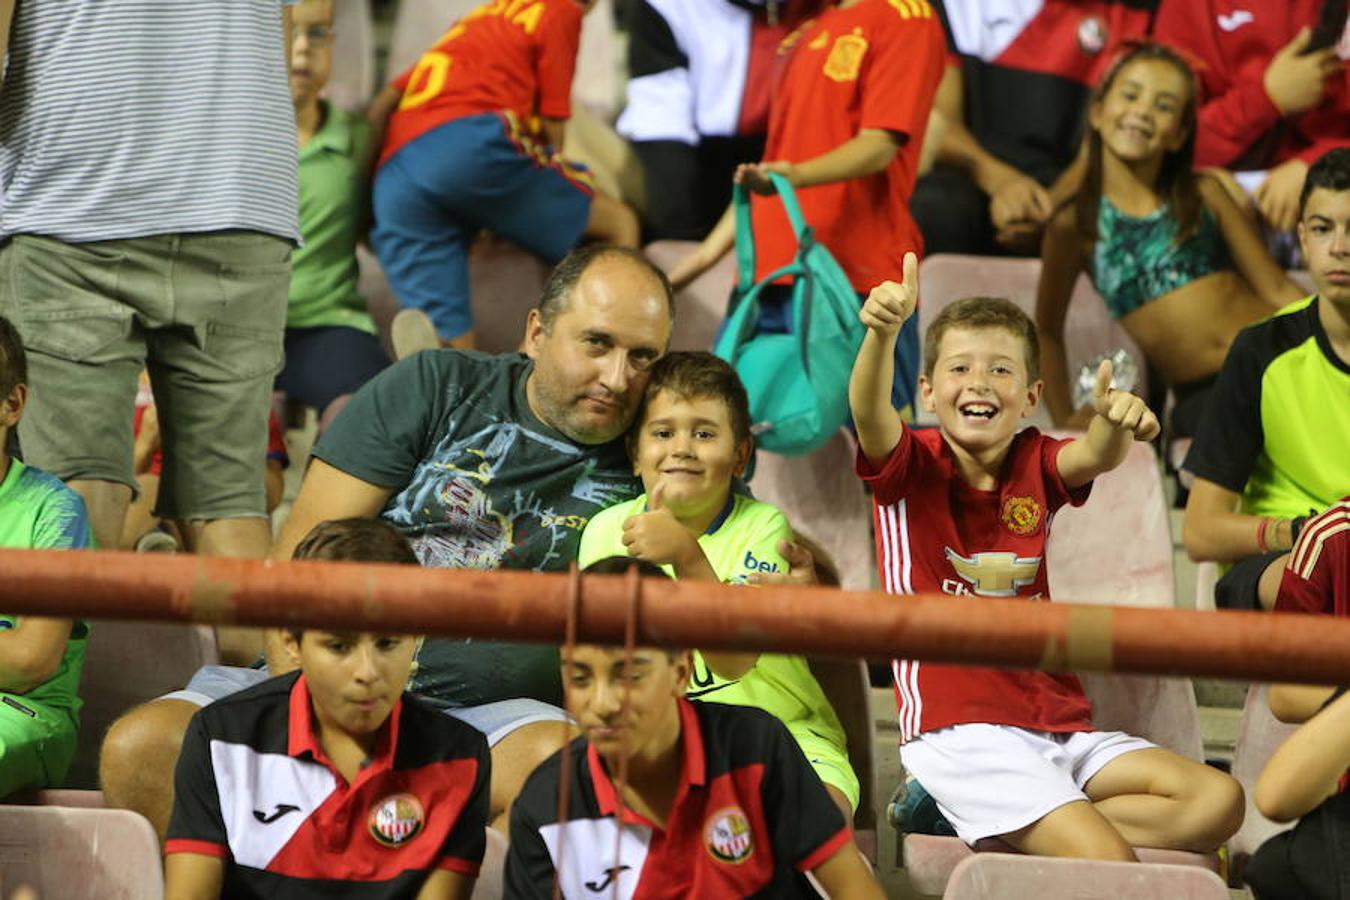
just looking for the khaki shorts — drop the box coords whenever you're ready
[0,232,289,520]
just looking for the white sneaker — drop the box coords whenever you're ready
[391,308,442,361]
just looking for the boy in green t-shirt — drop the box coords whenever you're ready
[0,316,93,797]
[577,351,859,817]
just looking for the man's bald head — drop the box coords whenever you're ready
[536,245,676,334]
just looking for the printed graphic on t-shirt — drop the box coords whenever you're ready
[386,418,633,573]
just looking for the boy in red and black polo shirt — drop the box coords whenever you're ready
[164,520,490,899]
[504,558,882,899]
[850,260,1243,859]
[368,0,638,350]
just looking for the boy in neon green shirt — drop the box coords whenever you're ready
[577,351,859,816]
[0,316,93,797]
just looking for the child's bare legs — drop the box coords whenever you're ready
[1083,747,1244,852]
[1001,799,1137,861]
[583,190,640,248]
[1001,748,1242,860]
[119,474,162,549]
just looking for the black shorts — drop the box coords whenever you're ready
[1213,550,1286,611]
[1170,374,1217,440]
[1246,790,1350,900]
[275,325,389,414]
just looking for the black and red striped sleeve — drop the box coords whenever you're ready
[437,732,492,875]
[165,713,229,858]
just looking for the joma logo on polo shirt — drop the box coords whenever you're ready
[584,865,630,892]
[253,804,300,825]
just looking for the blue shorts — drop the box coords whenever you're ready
[275,326,389,414]
[371,112,593,340]
[751,285,921,417]
[163,665,569,748]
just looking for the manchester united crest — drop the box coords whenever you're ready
[823,30,868,82]
[368,793,425,847]
[705,806,754,864]
[1001,495,1043,536]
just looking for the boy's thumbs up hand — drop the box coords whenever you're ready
[860,252,919,337]
[622,482,699,567]
[1090,358,1160,442]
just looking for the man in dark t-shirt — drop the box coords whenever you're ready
[100,245,675,839]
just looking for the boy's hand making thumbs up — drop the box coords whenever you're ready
[621,482,710,574]
[1090,358,1160,442]
[859,252,919,337]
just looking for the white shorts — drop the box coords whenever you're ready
[899,723,1156,844]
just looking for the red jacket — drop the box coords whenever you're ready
[1154,0,1349,168]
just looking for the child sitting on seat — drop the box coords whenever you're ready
[1037,41,1304,435]
[505,556,883,898]
[577,351,860,820]
[1246,499,1350,899]
[0,315,93,799]
[164,518,490,899]
[850,256,1243,859]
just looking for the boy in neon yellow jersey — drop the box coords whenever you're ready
[0,316,93,797]
[577,351,858,817]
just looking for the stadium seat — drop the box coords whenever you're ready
[917,254,1149,431]
[0,806,163,899]
[325,0,375,112]
[66,622,218,789]
[643,240,736,352]
[1227,684,1298,885]
[941,852,1230,899]
[471,826,508,899]
[1047,440,1175,608]
[358,239,549,357]
[1193,561,1218,613]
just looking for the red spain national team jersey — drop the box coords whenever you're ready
[857,426,1095,741]
[1277,497,1350,620]
[751,0,945,293]
[379,0,583,167]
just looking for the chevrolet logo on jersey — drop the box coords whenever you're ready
[944,548,1041,596]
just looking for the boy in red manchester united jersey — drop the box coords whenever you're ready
[670,0,945,414]
[847,253,1244,859]
[367,0,638,350]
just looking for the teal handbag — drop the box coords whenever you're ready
[712,172,865,457]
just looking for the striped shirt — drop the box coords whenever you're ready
[0,0,300,243]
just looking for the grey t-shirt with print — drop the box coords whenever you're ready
[314,350,640,708]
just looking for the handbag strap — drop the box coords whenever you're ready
[733,172,812,290]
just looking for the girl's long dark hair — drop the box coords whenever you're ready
[1076,41,1203,245]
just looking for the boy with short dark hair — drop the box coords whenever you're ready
[577,351,860,818]
[849,257,1243,859]
[164,519,490,900]
[0,314,93,798]
[504,557,883,898]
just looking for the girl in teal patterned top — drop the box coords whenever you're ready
[1036,42,1304,434]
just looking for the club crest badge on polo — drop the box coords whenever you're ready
[704,806,754,864]
[368,793,424,847]
[714,172,865,457]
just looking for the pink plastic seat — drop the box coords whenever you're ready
[643,240,737,353]
[917,254,1149,431]
[1227,684,1298,885]
[470,827,508,899]
[69,621,218,789]
[942,852,1230,899]
[324,0,375,112]
[1047,440,1175,609]
[0,806,163,899]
